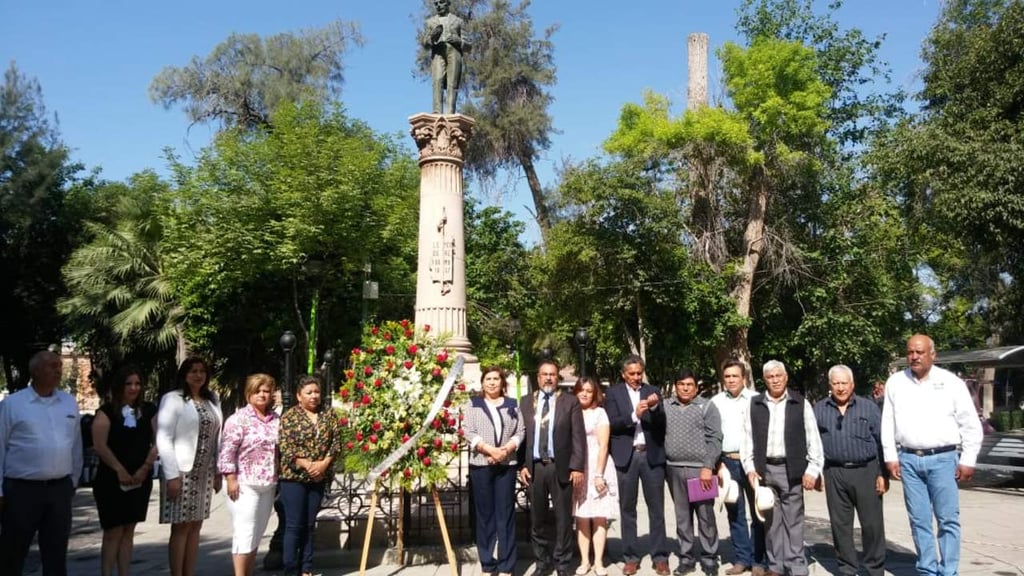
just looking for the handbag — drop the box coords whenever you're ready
[686,476,719,503]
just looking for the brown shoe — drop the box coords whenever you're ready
[724,565,749,575]
[654,561,670,576]
[750,568,766,576]
[622,562,640,576]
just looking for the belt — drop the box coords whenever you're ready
[825,458,876,469]
[899,445,957,457]
[534,457,553,465]
[633,445,647,452]
[7,475,71,486]
[722,452,741,460]
[765,457,787,465]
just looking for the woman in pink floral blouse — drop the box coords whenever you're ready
[218,374,280,576]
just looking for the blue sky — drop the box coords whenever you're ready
[2,0,941,241]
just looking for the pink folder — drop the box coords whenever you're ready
[686,476,719,503]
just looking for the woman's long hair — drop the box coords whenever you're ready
[173,356,215,402]
[110,365,146,408]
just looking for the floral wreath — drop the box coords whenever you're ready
[337,319,468,490]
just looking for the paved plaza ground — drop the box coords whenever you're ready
[24,468,1024,576]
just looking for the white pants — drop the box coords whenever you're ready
[226,483,276,554]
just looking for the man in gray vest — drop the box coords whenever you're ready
[664,369,722,575]
[741,360,823,576]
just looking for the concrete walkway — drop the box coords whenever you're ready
[26,475,1024,575]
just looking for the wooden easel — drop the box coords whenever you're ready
[359,482,458,576]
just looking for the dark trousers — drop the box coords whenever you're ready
[823,465,885,576]
[530,460,575,571]
[616,451,668,564]
[0,476,73,576]
[471,464,518,573]
[722,458,766,568]
[280,480,325,575]
[665,466,719,571]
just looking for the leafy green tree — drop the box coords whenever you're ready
[417,0,558,243]
[150,20,363,130]
[872,0,1024,344]
[59,172,186,379]
[0,62,84,390]
[163,103,421,388]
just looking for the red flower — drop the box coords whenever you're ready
[407,344,418,355]
[404,468,412,477]
[352,347,362,355]
[355,431,364,441]
[345,369,355,379]
[422,456,432,466]
[457,428,465,436]
[371,326,380,335]
[404,329,414,338]
[433,438,443,449]
[363,366,373,376]
[432,367,442,377]
[371,421,382,431]
[362,395,372,405]
[416,447,426,457]
[339,417,349,427]
[366,347,374,354]
[340,389,350,399]
[436,351,448,363]
[424,324,431,333]
[404,360,414,370]
[345,441,354,450]
[385,345,396,355]
[431,419,441,429]
[373,378,382,388]
[361,444,370,452]
[355,381,365,390]
[450,442,460,452]
[456,383,466,391]
[369,434,378,444]
[383,332,392,341]
[402,434,411,443]
[400,319,410,328]
[447,417,456,427]
[443,400,451,408]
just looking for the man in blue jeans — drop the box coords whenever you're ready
[709,359,766,575]
[881,334,983,576]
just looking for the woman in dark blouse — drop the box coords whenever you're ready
[278,374,342,576]
[91,365,158,576]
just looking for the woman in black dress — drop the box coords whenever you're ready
[91,365,158,576]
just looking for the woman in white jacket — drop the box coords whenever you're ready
[157,357,223,576]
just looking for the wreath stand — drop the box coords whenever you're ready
[359,481,458,576]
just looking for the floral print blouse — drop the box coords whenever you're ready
[278,406,342,483]
[218,405,280,486]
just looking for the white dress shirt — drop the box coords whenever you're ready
[0,385,83,496]
[710,387,755,453]
[626,385,648,447]
[740,390,823,479]
[881,366,983,467]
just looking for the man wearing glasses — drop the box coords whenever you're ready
[813,365,887,576]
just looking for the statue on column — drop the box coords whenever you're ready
[423,0,470,114]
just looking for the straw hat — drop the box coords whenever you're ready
[716,466,740,511]
[754,484,775,523]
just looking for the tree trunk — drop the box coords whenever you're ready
[714,173,769,387]
[518,153,552,246]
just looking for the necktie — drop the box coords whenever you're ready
[539,393,551,458]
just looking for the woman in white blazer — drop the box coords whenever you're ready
[156,357,223,576]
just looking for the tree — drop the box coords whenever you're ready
[872,0,1024,343]
[417,0,558,244]
[150,20,363,130]
[59,172,186,378]
[0,62,83,390]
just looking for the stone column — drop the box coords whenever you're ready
[409,113,478,370]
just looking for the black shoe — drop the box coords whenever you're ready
[700,564,719,576]
[530,564,554,576]
[556,571,572,576]
[674,564,696,576]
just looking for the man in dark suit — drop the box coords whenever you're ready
[605,354,670,576]
[519,359,587,576]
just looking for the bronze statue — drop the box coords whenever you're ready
[423,0,470,114]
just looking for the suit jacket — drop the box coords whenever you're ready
[517,388,587,482]
[156,391,222,480]
[463,396,526,467]
[605,382,667,469]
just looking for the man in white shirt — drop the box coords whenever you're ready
[0,350,82,576]
[741,360,823,576]
[709,359,766,576]
[881,334,983,576]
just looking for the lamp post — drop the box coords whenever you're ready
[321,349,335,413]
[507,318,521,399]
[362,261,378,328]
[280,331,297,409]
[573,326,589,379]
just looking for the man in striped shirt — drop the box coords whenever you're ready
[813,365,886,576]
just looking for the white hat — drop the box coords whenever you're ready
[715,466,740,511]
[754,484,775,523]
